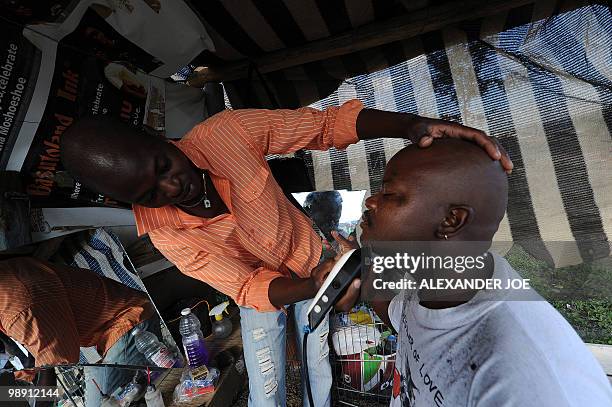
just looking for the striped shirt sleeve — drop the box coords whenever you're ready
[151,234,285,312]
[208,99,363,156]
[5,304,80,368]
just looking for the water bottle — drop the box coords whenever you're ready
[132,328,176,368]
[179,308,210,368]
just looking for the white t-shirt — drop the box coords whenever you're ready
[388,253,612,407]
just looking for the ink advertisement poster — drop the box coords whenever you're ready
[0,1,213,209]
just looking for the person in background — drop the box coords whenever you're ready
[337,139,612,406]
[0,257,163,406]
[60,100,512,407]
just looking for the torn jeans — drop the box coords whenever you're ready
[239,299,331,407]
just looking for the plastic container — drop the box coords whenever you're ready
[173,367,220,403]
[144,385,165,407]
[179,308,210,368]
[209,302,232,339]
[132,328,176,368]
[115,380,145,407]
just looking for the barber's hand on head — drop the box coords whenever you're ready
[409,117,513,174]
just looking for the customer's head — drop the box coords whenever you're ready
[360,139,507,243]
[61,117,204,207]
[304,191,343,242]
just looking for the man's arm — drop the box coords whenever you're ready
[220,102,512,172]
[4,305,80,368]
[153,237,320,311]
[209,101,362,157]
[268,277,317,309]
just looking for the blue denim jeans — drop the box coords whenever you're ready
[84,316,162,407]
[240,299,332,407]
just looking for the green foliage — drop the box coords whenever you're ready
[505,245,612,345]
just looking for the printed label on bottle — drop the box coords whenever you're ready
[151,348,175,368]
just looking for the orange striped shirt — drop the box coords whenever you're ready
[0,258,154,367]
[134,100,363,312]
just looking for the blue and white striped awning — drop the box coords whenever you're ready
[298,3,611,267]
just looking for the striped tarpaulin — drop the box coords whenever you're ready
[55,228,146,292]
[300,2,611,267]
[188,0,609,267]
[187,0,603,109]
[187,0,431,108]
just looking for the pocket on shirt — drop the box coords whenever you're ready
[243,165,270,203]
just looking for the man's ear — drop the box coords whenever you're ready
[436,205,474,239]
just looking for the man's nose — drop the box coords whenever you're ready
[365,194,378,209]
[159,175,182,198]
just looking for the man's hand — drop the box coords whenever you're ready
[330,231,359,260]
[321,231,359,260]
[335,279,361,312]
[310,258,362,312]
[309,259,334,292]
[356,109,513,174]
[409,116,513,174]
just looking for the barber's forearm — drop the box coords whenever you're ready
[268,277,317,309]
[356,108,416,141]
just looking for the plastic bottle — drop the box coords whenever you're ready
[132,328,176,368]
[384,334,398,355]
[179,308,210,368]
[144,385,165,407]
[115,373,145,407]
[209,301,232,339]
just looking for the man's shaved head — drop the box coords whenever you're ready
[360,139,508,243]
[62,118,152,193]
[60,117,205,207]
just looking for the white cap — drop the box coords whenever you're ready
[181,308,192,316]
[131,328,141,336]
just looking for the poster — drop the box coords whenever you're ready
[17,8,166,208]
[0,0,79,25]
[0,22,40,169]
[0,1,214,210]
